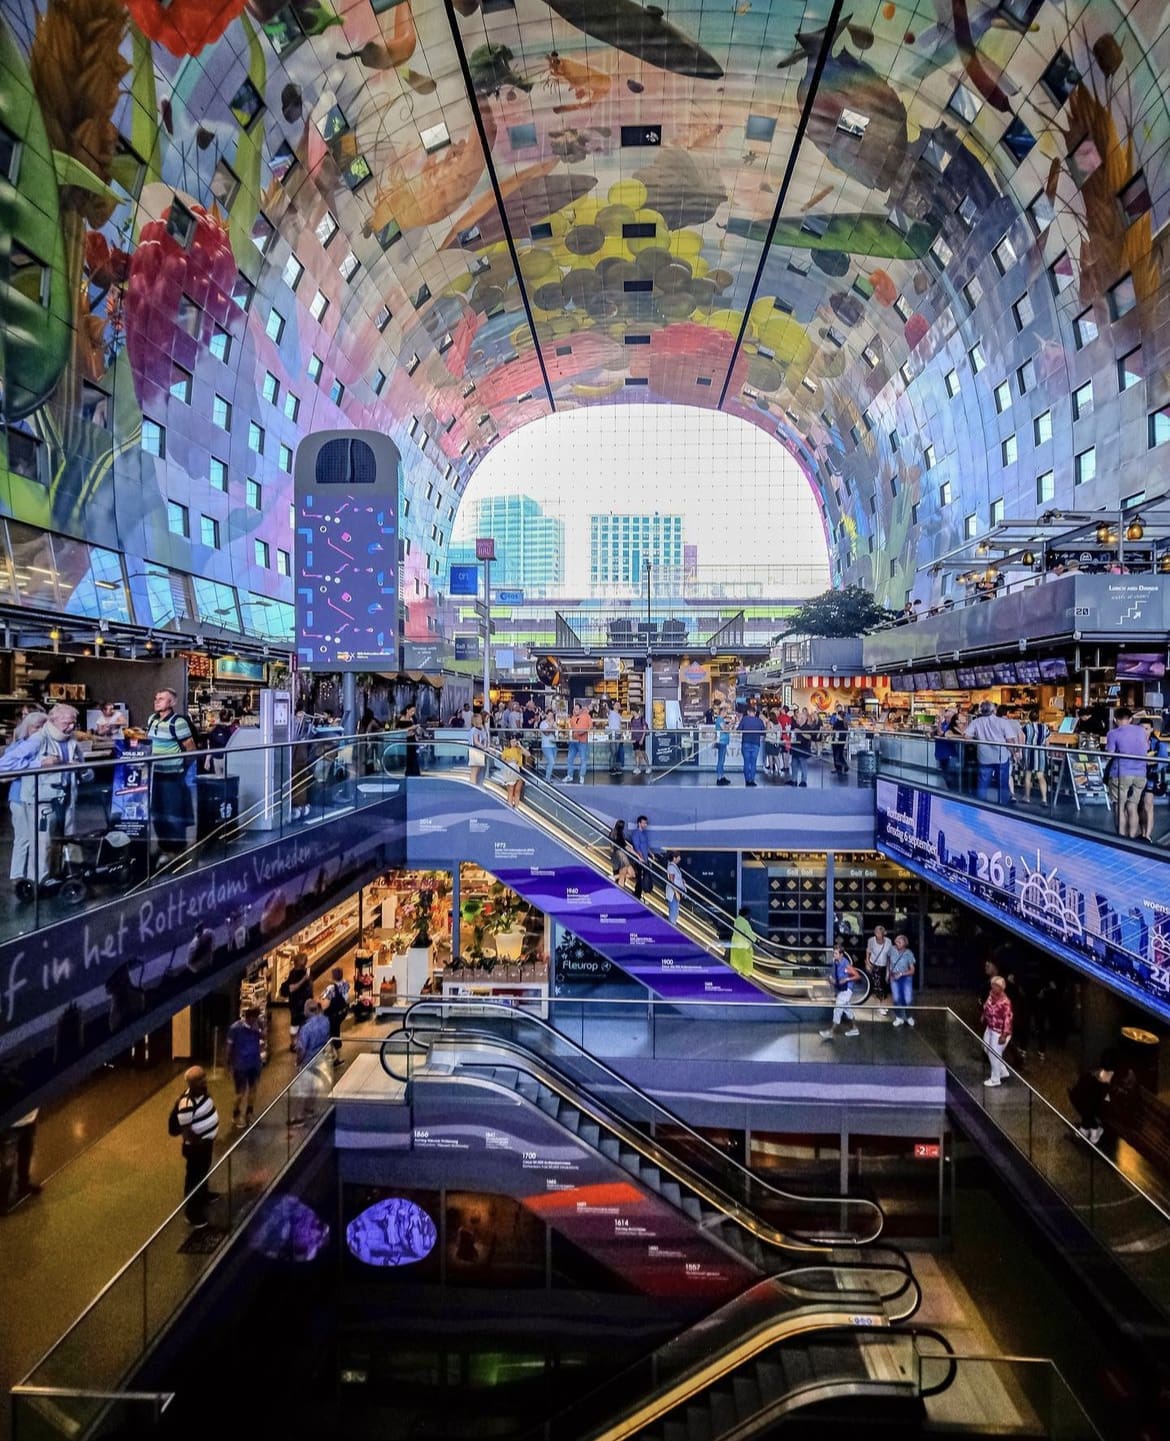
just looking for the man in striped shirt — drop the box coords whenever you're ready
[174,1066,219,1227]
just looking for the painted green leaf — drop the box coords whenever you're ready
[727,213,937,260]
[0,17,71,420]
[129,20,163,186]
[53,150,118,206]
[228,13,266,266]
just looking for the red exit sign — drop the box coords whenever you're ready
[913,1143,941,1160]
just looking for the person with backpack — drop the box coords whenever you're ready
[147,688,197,854]
[322,966,351,1064]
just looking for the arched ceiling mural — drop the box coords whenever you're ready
[1,0,1168,638]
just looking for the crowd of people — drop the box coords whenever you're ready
[930,701,1169,840]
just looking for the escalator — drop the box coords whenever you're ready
[548,1284,952,1441]
[385,1003,955,1438]
[425,739,868,1006]
[388,1000,908,1265]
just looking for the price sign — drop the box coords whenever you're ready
[913,1142,941,1160]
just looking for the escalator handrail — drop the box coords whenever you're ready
[906,1325,959,1399]
[449,737,836,973]
[397,1000,884,1246]
[560,1279,896,1441]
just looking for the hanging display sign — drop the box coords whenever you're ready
[294,430,400,671]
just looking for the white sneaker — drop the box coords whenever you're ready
[892,1018,904,1027]
[1088,1127,1104,1143]
[906,1017,915,1027]
[983,1078,1001,1087]
[819,1029,835,1040]
[844,1027,860,1037]
[877,1008,889,1017]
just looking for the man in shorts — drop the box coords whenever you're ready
[225,1006,264,1128]
[1105,707,1151,838]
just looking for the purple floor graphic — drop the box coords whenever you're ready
[493,863,767,1002]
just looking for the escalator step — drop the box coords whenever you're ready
[641,1166,661,1192]
[579,1123,601,1149]
[680,1409,712,1441]
[538,1092,560,1116]
[619,1149,639,1171]
[662,1422,690,1441]
[681,1196,702,1221]
[706,1388,737,1433]
[661,1182,682,1207]
[516,1077,540,1101]
[600,1137,621,1161]
[755,1358,789,1396]
[731,1374,762,1419]
[558,1106,581,1132]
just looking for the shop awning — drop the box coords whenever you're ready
[801,675,882,688]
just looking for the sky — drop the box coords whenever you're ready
[453,405,831,594]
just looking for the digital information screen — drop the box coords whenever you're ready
[294,431,400,670]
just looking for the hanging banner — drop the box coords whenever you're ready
[678,661,711,723]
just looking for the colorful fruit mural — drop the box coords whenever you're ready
[1,0,1169,632]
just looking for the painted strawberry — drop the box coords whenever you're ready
[122,0,249,56]
[123,202,238,406]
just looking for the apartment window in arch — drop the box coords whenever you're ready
[142,418,166,457]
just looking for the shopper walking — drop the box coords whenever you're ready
[865,924,893,1014]
[789,708,813,787]
[0,704,87,888]
[226,1006,264,1128]
[3,710,47,886]
[967,700,1016,804]
[1020,709,1050,804]
[295,999,330,1066]
[629,814,654,899]
[322,966,351,1063]
[981,975,1013,1087]
[820,943,861,1039]
[889,933,917,1026]
[567,703,591,784]
[1105,707,1149,838]
[830,710,850,776]
[607,701,625,776]
[609,819,637,890]
[146,688,198,853]
[713,704,731,785]
[1069,1052,1116,1143]
[501,734,526,807]
[630,708,649,775]
[665,852,686,927]
[536,711,556,782]
[170,1066,219,1228]
[280,954,312,1052]
[738,702,765,787]
[468,716,489,787]
[728,905,759,977]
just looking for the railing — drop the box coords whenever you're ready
[428,722,865,791]
[912,1342,1102,1439]
[0,730,405,944]
[551,610,754,652]
[10,1039,358,1440]
[874,728,1170,853]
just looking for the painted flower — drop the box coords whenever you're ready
[122,0,248,56]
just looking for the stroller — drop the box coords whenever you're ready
[15,825,138,906]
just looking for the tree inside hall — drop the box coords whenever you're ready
[784,585,894,637]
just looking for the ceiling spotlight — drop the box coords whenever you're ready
[1021,551,1036,566]
[975,541,989,557]
[1095,522,1115,545]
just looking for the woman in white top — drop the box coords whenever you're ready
[538,711,557,781]
[865,925,894,1012]
[468,718,489,787]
